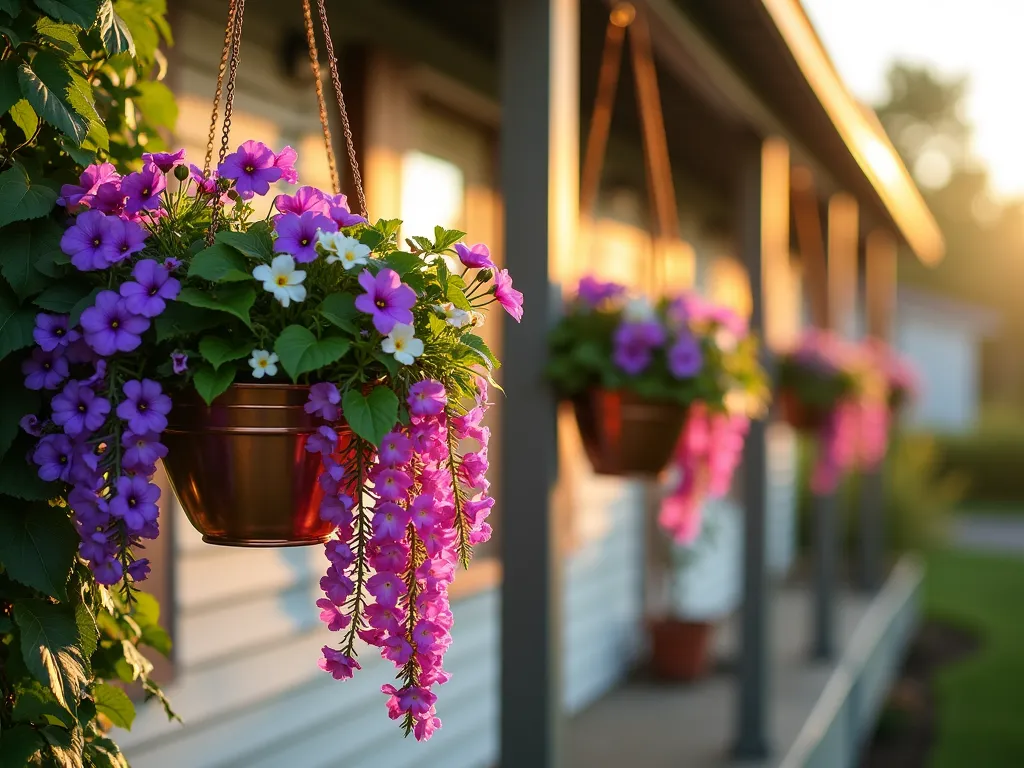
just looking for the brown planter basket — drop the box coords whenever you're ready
[778,388,827,433]
[162,383,346,547]
[649,618,714,682]
[572,388,686,477]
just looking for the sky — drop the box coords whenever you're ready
[802,0,1024,198]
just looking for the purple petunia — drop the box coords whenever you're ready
[33,314,79,352]
[454,242,495,270]
[274,211,337,263]
[108,474,161,533]
[127,558,152,581]
[319,647,360,681]
[305,382,341,421]
[494,268,524,322]
[106,217,148,264]
[116,379,172,435]
[19,414,42,437]
[143,148,186,173]
[91,558,124,586]
[218,140,283,199]
[354,268,416,334]
[306,425,339,455]
[61,210,119,270]
[171,351,188,374]
[121,162,166,214]
[80,291,150,356]
[576,276,626,307]
[378,431,413,467]
[275,186,326,216]
[366,571,406,608]
[273,145,299,185]
[51,380,111,437]
[119,259,181,317]
[58,163,119,210]
[613,320,666,375]
[189,164,219,196]
[122,430,169,474]
[326,193,367,227]
[408,380,447,417]
[22,347,69,390]
[32,433,75,482]
[93,181,125,215]
[668,331,703,379]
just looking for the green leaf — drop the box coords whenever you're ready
[198,335,251,370]
[34,281,94,313]
[273,325,350,382]
[34,16,88,59]
[193,362,236,405]
[93,684,135,730]
[0,387,38,460]
[0,164,57,227]
[130,591,160,628]
[0,0,22,18]
[97,0,134,56]
[460,333,500,370]
[1,219,62,299]
[0,505,77,600]
[67,286,100,326]
[17,56,87,146]
[12,681,76,728]
[87,736,130,768]
[435,227,466,251]
[41,722,85,768]
[13,599,88,712]
[384,251,421,277]
[371,349,399,377]
[139,623,171,657]
[342,386,399,446]
[0,724,44,768]
[447,283,472,312]
[119,639,153,681]
[319,291,359,333]
[75,602,97,658]
[0,58,20,115]
[216,224,272,260]
[0,285,38,360]
[176,284,255,328]
[154,302,222,342]
[132,79,176,129]
[10,100,39,142]
[32,0,99,27]
[187,242,252,282]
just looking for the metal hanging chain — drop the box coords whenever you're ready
[301,0,340,194]
[315,0,367,218]
[628,8,680,296]
[579,4,632,221]
[203,0,239,176]
[207,0,246,243]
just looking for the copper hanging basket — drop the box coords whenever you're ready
[572,388,685,476]
[162,384,343,547]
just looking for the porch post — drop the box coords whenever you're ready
[858,229,897,592]
[733,135,789,760]
[811,193,858,660]
[499,1,578,767]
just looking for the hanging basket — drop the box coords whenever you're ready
[573,388,685,476]
[778,388,826,433]
[649,617,715,682]
[162,384,345,547]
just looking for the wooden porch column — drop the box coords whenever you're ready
[732,135,789,760]
[858,229,897,592]
[499,1,578,766]
[811,192,858,661]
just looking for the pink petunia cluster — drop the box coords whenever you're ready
[305,378,495,740]
[660,402,748,543]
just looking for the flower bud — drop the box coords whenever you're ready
[476,268,493,283]
[173,164,190,181]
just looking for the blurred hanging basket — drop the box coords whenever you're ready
[573,388,686,476]
[162,385,348,546]
[778,388,827,432]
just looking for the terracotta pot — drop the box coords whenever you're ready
[162,384,346,547]
[778,388,825,432]
[649,618,714,681]
[572,388,685,476]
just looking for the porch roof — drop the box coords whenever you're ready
[643,0,945,265]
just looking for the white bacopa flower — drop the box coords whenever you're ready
[325,235,371,270]
[623,297,655,323]
[253,254,306,307]
[317,230,342,254]
[468,311,486,328]
[434,301,472,328]
[381,323,424,366]
[249,349,279,379]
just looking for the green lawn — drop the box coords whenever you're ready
[926,549,1024,767]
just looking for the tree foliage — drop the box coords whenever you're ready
[0,1,177,765]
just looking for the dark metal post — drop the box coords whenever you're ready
[499,1,578,766]
[858,229,897,593]
[811,492,838,659]
[733,135,788,761]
